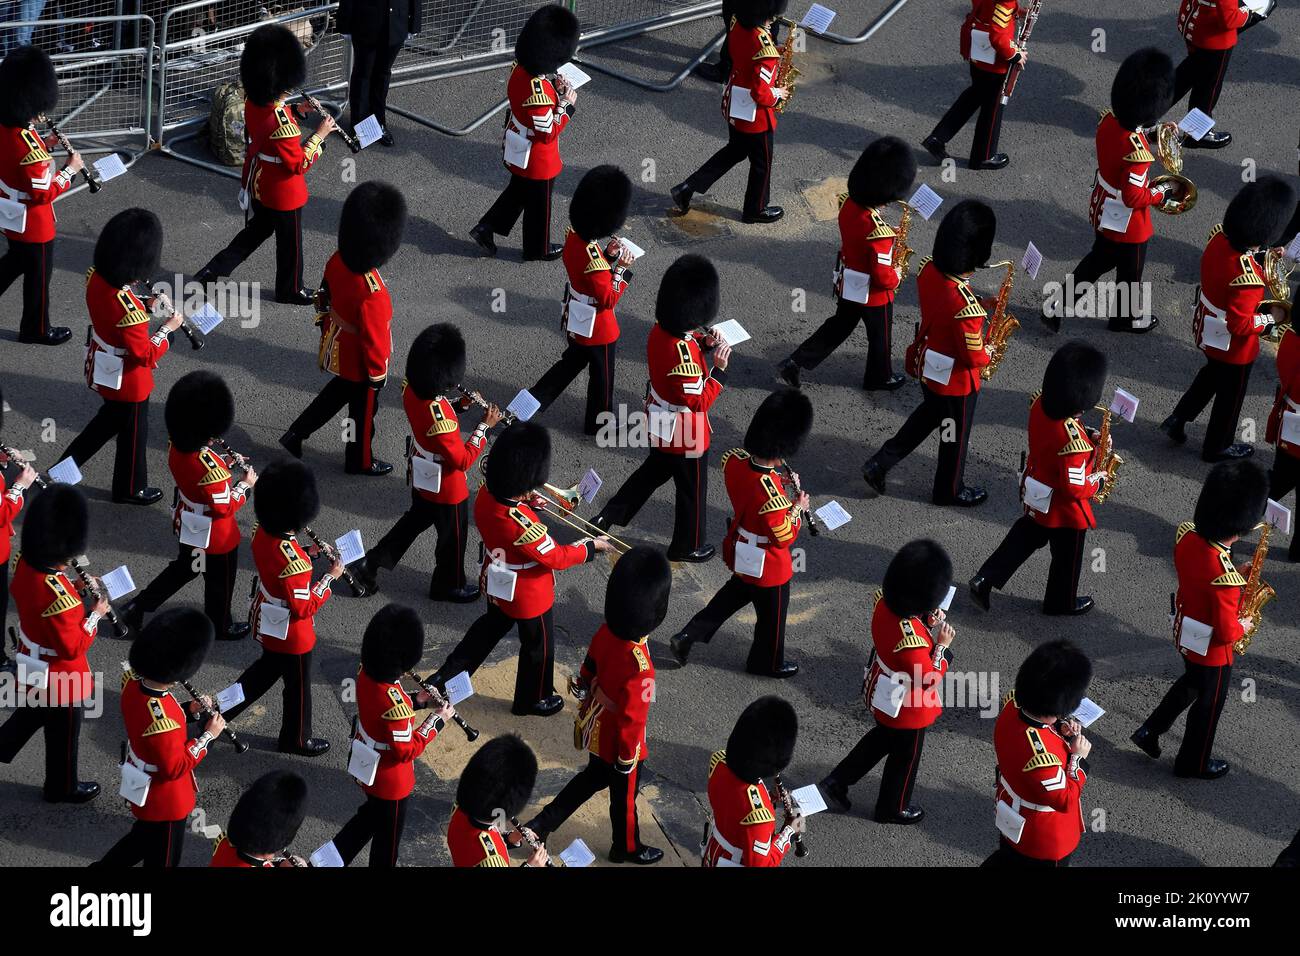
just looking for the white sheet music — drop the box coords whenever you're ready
[47,457,83,485]
[1021,242,1043,280]
[814,500,851,530]
[1071,697,1105,728]
[310,841,346,868]
[190,302,224,335]
[577,468,602,503]
[939,585,957,612]
[1177,108,1216,141]
[92,153,127,182]
[1110,387,1140,423]
[800,4,837,32]
[444,671,474,706]
[792,784,828,815]
[907,184,943,220]
[613,236,645,260]
[102,565,136,601]
[1285,233,1300,262]
[334,529,365,565]
[711,319,751,347]
[216,683,245,712]
[353,114,383,149]
[556,62,591,90]
[559,838,596,867]
[1265,498,1292,534]
[508,389,541,422]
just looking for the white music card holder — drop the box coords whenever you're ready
[504,127,532,168]
[1100,198,1133,233]
[353,114,383,149]
[485,562,518,602]
[840,268,871,304]
[728,85,758,122]
[922,349,954,386]
[257,602,291,640]
[216,683,245,712]
[1022,475,1054,514]
[733,539,766,578]
[1265,498,1292,534]
[179,510,213,549]
[1200,315,1231,351]
[310,841,346,868]
[1280,411,1300,446]
[119,760,151,808]
[92,350,124,390]
[995,799,1027,844]
[870,671,907,718]
[565,296,598,339]
[92,153,127,182]
[102,565,136,601]
[47,457,83,485]
[1178,615,1213,656]
[412,456,443,494]
[15,650,49,689]
[0,197,27,234]
[348,737,380,786]
[969,29,997,64]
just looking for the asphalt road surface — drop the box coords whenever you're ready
[1,0,1297,868]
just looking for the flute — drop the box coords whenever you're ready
[70,559,124,637]
[178,678,249,753]
[0,442,49,489]
[293,89,361,153]
[777,463,819,537]
[404,671,479,741]
[135,283,206,351]
[39,115,100,193]
[510,816,558,866]
[773,772,808,858]
[300,525,365,597]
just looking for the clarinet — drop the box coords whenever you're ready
[271,854,309,867]
[454,385,516,427]
[1000,0,1042,105]
[209,436,252,473]
[777,463,819,537]
[70,560,125,637]
[300,525,365,597]
[405,671,479,742]
[510,816,559,866]
[773,772,808,858]
[178,678,249,753]
[294,89,361,153]
[39,115,100,193]
[0,442,49,489]
[135,283,206,351]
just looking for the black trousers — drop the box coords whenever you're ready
[347,40,403,127]
[0,562,9,664]
[929,63,1006,165]
[333,793,408,867]
[978,516,1088,613]
[135,543,241,633]
[200,199,305,299]
[1144,658,1232,775]
[982,840,1073,867]
[530,754,642,855]
[96,817,187,868]
[0,702,83,797]
[680,576,791,674]
[828,723,926,818]
[1070,233,1150,329]
[289,376,381,471]
[873,384,978,504]
[62,398,150,498]
[1171,358,1252,458]
[222,647,315,748]
[1172,43,1233,117]
[0,237,54,338]
[683,125,774,218]
[791,299,894,387]
[370,492,471,595]
[436,604,555,712]
[599,449,709,556]
[479,174,555,258]
[1268,451,1300,560]
[530,339,617,436]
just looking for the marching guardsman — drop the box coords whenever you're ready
[96,609,221,868]
[359,323,501,601]
[61,208,183,506]
[448,734,549,867]
[1160,177,1295,462]
[0,385,39,672]
[0,45,76,346]
[1170,0,1274,150]
[281,181,407,476]
[984,640,1092,867]
[1046,48,1175,335]
[1131,461,1268,780]
[469,6,580,261]
[862,200,995,508]
[922,0,1025,170]
[971,342,1108,616]
[779,136,917,391]
[669,389,812,678]
[671,0,788,224]
[194,24,337,305]
[219,460,343,756]
[528,165,633,435]
[1265,285,1300,563]
[592,255,729,562]
[317,604,453,867]
[820,540,954,826]
[703,696,804,867]
[122,372,255,640]
[425,423,613,717]
[0,485,102,803]
[211,770,309,867]
[520,547,672,865]
[693,0,736,83]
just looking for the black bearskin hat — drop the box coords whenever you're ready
[1111,47,1175,131]
[570,165,632,241]
[1040,341,1107,421]
[21,484,88,568]
[848,135,917,208]
[360,603,424,683]
[1015,640,1092,718]
[128,607,213,684]
[1194,460,1269,541]
[485,422,549,498]
[253,460,319,535]
[0,46,59,127]
[240,24,307,106]
[744,388,814,460]
[338,181,407,273]
[405,323,466,400]
[228,771,309,855]
[604,546,672,641]
[93,208,162,288]
[932,200,995,275]
[1223,176,1296,252]
[882,539,953,619]
[735,0,790,29]
[655,254,720,336]
[514,6,580,76]
[726,696,797,783]
[165,371,235,454]
[456,734,538,822]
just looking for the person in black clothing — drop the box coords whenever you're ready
[693,0,735,83]
[336,0,420,146]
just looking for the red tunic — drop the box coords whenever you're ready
[209,836,275,867]
[168,444,248,556]
[1267,329,1300,460]
[502,65,569,181]
[83,268,170,403]
[119,672,207,822]
[718,448,802,588]
[722,21,780,134]
[1193,227,1269,366]
[702,751,790,867]
[0,124,74,243]
[351,669,441,801]
[575,624,653,770]
[1087,112,1163,245]
[245,100,323,212]
[866,592,948,730]
[474,487,593,620]
[907,258,989,397]
[1173,522,1245,668]
[836,198,900,307]
[316,251,392,385]
[10,558,95,705]
[961,0,1021,75]
[446,806,512,867]
[992,696,1087,862]
[248,526,332,656]
[645,325,726,457]
[0,475,24,566]
[1178,0,1248,50]
[561,229,626,347]
[1021,396,1099,531]
[403,384,485,506]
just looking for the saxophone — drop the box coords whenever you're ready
[980,260,1019,381]
[1234,522,1275,654]
[892,201,916,280]
[771,17,802,114]
[1090,405,1123,504]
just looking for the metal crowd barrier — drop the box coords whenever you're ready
[805,0,912,45]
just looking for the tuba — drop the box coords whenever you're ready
[1151,123,1197,215]
[1234,522,1275,654]
[771,17,802,114]
[1090,405,1123,504]
[980,260,1019,381]
[1261,246,1295,334]
[892,201,916,281]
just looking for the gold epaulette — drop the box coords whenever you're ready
[381,686,415,721]
[121,667,138,691]
[835,190,849,210]
[18,127,50,165]
[1002,687,1016,707]
[754,29,779,59]
[427,403,459,435]
[917,255,933,271]
[757,473,793,515]
[1097,108,1113,125]
[866,209,897,240]
[1023,750,1063,772]
[521,77,555,108]
[85,266,96,286]
[509,507,548,546]
[872,588,883,611]
[365,271,382,293]
[894,618,929,652]
[1175,520,1195,544]
[632,643,650,672]
[668,340,704,377]
[721,447,750,467]
[954,284,987,321]
[992,3,1015,28]
[211,833,228,857]
[1029,388,1042,406]
[1210,550,1247,587]
[475,831,508,866]
[277,539,312,578]
[740,784,775,826]
[197,448,232,486]
[142,697,181,737]
[115,290,149,328]
[583,241,610,274]
[709,749,727,776]
[1229,255,1263,287]
[270,107,302,140]
[1122,132,1154,164]
[1207,223,1223,241]
[42,576,81,617]
[1059,419,1092,455]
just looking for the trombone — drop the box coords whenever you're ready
[526,483,632,556]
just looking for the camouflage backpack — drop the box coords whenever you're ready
[208,81,246,167]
